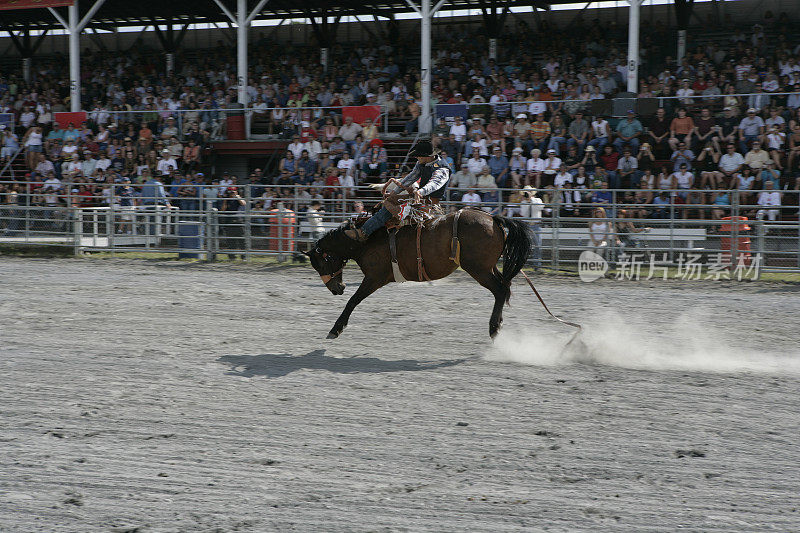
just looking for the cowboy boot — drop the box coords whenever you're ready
[344,227,368,242]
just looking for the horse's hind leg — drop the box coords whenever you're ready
[462,265,509,339]
[327,278,385,339]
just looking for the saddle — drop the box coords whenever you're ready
[353,196,460,283]
[352,200,443,231]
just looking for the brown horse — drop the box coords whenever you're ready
[305,209,532,339]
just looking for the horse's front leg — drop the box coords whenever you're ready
[327,278,384,339]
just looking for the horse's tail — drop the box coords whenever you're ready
[493,215,532,303]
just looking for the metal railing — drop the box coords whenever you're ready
[39,104,392,143]
[430,91,800,138]
[1,181,798,274]
[0,146,24,179]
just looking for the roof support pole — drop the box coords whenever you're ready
[674,0,694,63]
[626,0,642,93]
[237,0,247,106]
[69,2,80,111]
[213,0,270,105]
[419,0,432,134]
[49,0,106,111]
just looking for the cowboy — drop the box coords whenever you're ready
[345,140,450,242]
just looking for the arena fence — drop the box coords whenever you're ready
[1,181,798,277]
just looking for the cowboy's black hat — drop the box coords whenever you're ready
[408,140,434,157]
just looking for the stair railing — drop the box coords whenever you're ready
[0,146,24,180]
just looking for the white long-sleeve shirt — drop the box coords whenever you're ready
[398,155,451,197]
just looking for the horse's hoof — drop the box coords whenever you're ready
[326,332,339,339]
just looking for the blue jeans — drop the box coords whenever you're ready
[566,138,586,156]
[606,171,620,189]
[613,137,640,153]
[530,223,541,267]
[548,136,566,155]
[587,137,608,151]
[739,135,759,154]
[361,206,392,236]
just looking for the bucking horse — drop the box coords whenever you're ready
[305,206,532,340]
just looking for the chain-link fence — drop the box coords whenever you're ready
[2,181,798,275]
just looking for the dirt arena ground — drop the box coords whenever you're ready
[1,256,799,532]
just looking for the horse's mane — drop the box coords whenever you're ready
[315,221,363,259]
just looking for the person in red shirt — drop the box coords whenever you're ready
[599,144,620,187]
[446,92,464,105]
[138,122,153,142]
[323,168,342,200]
[485,116,504,148]
[692,75,709,93]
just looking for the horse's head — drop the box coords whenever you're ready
[305,246,346,295]
[305,222,362,295]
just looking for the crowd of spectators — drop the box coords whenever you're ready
[1,9,800,226]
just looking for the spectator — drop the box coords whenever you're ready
[764,125,786,169]
[746,83,770,112]
[287,135,305,159]
[362,140,388,181]
[651,190,672,219]
[671,163,695,199]
[338,117,363,150]
[599,144,620,186]
[671,141,695,171]
[1,129,19,164]
[361,118,379,142]
[541,149,562,188]
[566,111,589,155]
[761,160,781,190]
[451,163,478,195]
[404,97,421,134]
[329,136,347,161]
[508,147,527,188]
[738,108,765,153]
[588,115,611,151]
[716,106,740,152]
[647,108,671,157]
[711,187,732,220]
[466,150,486,176]
[613,110,643,153]
[744,141,770,171]
[461,187,482,208]
[476,166,497,190]
[697,142,723,189]
[588,206,612,258]
[487,146,509,187]
[529,113,551,154]
[733,166,758,204]
[22,126,44,170]
[668,107,695,151]
[616,148,639,188]
[157,149,178,177]
[449,116,467,143]
[756,181,781,221]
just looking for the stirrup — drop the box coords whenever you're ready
[344,227,367,242]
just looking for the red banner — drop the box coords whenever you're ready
[0,0,73,10]
[54,111,87,129]
[342,105,381,127]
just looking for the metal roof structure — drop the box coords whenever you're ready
[0,0,581,30]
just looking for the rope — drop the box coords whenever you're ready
[519,270,584,350]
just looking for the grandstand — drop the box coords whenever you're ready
[1,0,800,267]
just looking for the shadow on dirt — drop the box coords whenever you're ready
[217,349,469,378]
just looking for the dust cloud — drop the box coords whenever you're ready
[489,309,800,375]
